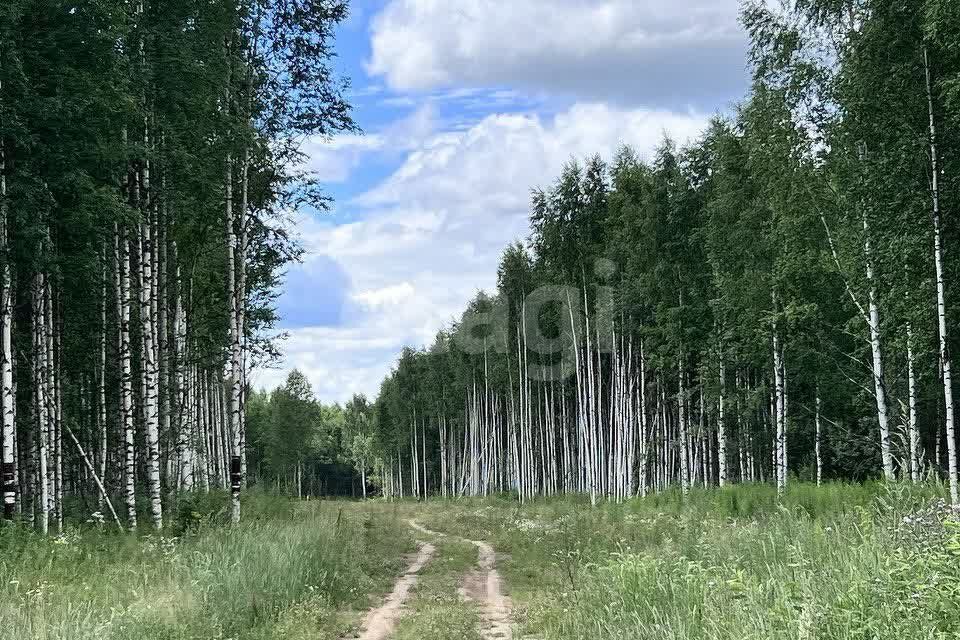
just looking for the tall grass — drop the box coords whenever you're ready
[416,482,960,640]
[4,484,957,639]
[0,495,413,640]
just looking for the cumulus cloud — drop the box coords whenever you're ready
[367,0,747,108]
[248,324,401,401]
[352,282,417,309]
[301,133,385,183]
[300,104,437,183]
[358,103,707,210]
[256,101,709,402]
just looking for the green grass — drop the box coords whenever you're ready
[393,534,481,640]
[0,494,414,640]
[3,483,958,639]
[413,482,960,639]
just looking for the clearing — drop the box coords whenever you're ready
[3,483,960,640]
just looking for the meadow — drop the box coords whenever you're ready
[409,482,960,639]
[0,495,413,640]
[2,483,958,639]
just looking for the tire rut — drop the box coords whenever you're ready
[408,519,514,640]
[349,539,436,640]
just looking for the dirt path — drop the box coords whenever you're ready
[351,540,436,640]
[409,520,514,640]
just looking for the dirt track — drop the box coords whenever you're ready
[351,540,436,640]
[409,519,514,640]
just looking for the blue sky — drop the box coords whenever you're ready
[252,0,750,402]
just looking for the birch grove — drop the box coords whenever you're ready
[0,0,354,530]
[361,1,960,507]
[3,0,960,524]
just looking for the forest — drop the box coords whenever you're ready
[0,0,355,532]
[2,0,960,639]
[355,0,960,507]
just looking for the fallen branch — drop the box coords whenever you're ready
[64,423,125,533]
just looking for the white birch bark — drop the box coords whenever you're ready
[925,47,958,506]
[34,272,49,534]
[140,211,163,529]
[907,322,920,482]
[157,200,169,493]
[815,385,823,486]
[116,227,137,530]
[225,152,242,523]
[678,356,690,494]
[863,211,893,481]
[47,281,63,534]
[638,339,648,497]
[0,137,14,520]
[97,246,108,509]
[718,345,727,487]
[238,147,249,489]
[772,300,786,496]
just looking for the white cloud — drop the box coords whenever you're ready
[248,325,400,402]
[302,133,385,183]
[300,105,437,183]
[261,102,708,402]
[352,282,417,309]
[367,0,747,107]
[357,103,707,210]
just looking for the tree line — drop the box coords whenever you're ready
[245,371,375,499]
[361,0,960,506]
[0,0,354,531]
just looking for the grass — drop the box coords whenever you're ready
[0,493,414,640]
[3,483,958,639]
[393,533,481,640]
[413,481,960,639]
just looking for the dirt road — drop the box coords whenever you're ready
[351,540,436,640]
[409,519,514,640]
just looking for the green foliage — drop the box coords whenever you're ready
[369,0,960,493]
[266,370,320,472]
[247,372,374,495]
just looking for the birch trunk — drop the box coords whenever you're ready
[638,339,648,497]
[116,228,137,530]
[226,152,243,523]
[717,346,727,487]
[34,272,49,534]
[678,356,690,494]
[815,384,823,486]
[772,299,786,496]
[238,147,250,489]
[47,280,63,533]
[907,322,920,482]
[861,202,894,481]
[924,47,958,506]
[97,246,108,509]
[157,199,170,494]
[0,138,14,520]
[140,212,163,529]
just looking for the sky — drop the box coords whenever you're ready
[250,0,750,403]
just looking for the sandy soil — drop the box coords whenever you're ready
[350,540,436,640]
[409,519,514,640]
